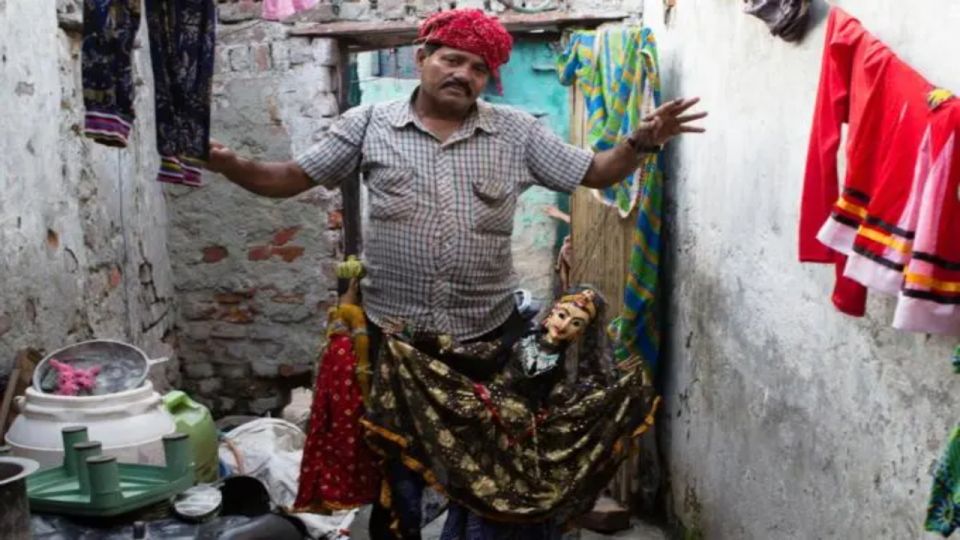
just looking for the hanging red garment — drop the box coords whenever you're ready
[893,98,960,335]
[800,7,882,317]
[294,303,380,512]
[815,54,932,257]
[843,81,942,296]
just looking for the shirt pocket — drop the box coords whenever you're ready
[367,168,416,222]
[471,176,516,236]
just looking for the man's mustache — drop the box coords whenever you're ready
[441,79,471,95]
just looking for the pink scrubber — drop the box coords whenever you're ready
[49,359,101,396]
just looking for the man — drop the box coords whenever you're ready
[206,8,705,538]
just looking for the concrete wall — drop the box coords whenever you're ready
[645,1,960,538]
[167,15,342,415]
[0,0,177,386]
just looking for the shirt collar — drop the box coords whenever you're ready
[390,88,498,135]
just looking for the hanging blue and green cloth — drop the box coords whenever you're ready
[556,26,664,375]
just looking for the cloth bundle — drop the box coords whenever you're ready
[743,0,812,42]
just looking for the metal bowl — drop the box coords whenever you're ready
[33,339,167,396]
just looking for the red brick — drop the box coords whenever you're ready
[277,364,310,377]
[108,266,123,289]
[214,292,247,304]
[272,226,301,246]
[254,44,271,72]
[184,303,218,321]
[219,306,256,324]
[271,245,305,262]
[202,245,229,263]
[271,292,305,304]
[327,210,343,230]
[248,245,272,261]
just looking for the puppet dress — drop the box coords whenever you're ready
[294,303,380,512]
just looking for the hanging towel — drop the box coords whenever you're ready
[262,0,318,21]
[557,26,660,218]
[606,156,665,376]
[557,27,665,376]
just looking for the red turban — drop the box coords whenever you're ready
[417,9,514,77]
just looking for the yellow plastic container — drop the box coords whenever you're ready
[162,391,219,483]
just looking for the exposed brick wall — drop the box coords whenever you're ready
[167,13,343,415]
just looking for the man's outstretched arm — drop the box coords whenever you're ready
[205,140,314,199]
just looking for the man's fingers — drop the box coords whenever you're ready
[679,125,706,133]
[645,97,703,120]
[647,98,681,118]
[657,97,699,115]
[671,97,701,114]
[677,111,709,123]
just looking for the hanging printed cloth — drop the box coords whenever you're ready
[927,425,960,536]
[556,26,661,218]
[557,27,665,375]
[362,332,659,524]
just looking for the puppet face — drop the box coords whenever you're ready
[542,290,596,345]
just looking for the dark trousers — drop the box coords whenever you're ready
[365,310,527,540]
[82,0,215,185]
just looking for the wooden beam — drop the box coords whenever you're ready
[289,11,628,50]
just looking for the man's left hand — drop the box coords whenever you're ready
[629,97,707,148]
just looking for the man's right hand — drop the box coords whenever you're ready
[203,139,314,198]
[206,139,239,175]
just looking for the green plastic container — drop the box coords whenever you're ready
[162,391,219,483]
[27,427,193,517]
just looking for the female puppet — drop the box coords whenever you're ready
[294,278,380,512]
[362,285,659,534]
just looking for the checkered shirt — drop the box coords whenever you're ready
[296,94,594,340]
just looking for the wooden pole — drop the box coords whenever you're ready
[335,39,363,296]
